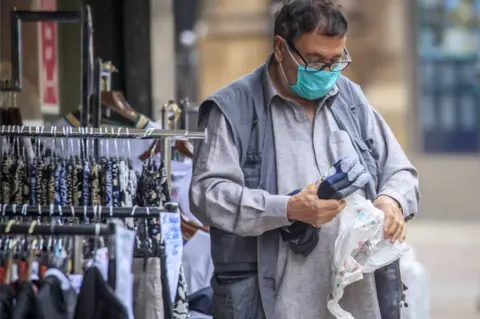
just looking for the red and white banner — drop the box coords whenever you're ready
[38,0,59,115]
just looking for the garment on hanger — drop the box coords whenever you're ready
[36,268,78,319]
[173,267,189,319]
[132,258,164,319]
[0,220,133,319]
[0,153,139,211]
[74,266,128,319]
[54,111,161,171]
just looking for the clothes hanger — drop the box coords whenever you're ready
[101,91,138,123]
[181,222,197,240]
[138,139,194,161]
[138,102,194,161]
[175,140,194,158]
[181,213,208,234]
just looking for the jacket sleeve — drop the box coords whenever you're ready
[189,105,291,237]
[368,106,420,220]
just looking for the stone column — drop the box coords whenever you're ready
[150,0,176,120]
[197,0,272,100]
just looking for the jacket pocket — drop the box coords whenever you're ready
[352,137,378,187]
[329,130,358,162]
[243,152,261,188]
[211,274,258,319]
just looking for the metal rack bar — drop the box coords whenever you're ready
[92,58,103,159]
[0,125,205,140]
[80,5,94,128]
[0,222,115,236]
[0,204,178,218]
[162,102,173,188]
[12,10,81,22]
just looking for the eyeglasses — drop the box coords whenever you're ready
[285,39,352,73]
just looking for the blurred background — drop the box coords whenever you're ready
[1,0,479,318]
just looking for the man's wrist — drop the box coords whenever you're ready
[375,195,403,214]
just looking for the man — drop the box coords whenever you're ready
[189,0,420,318]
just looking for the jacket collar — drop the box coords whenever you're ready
[261,55,281,108]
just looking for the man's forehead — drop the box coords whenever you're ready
[296,33,346,58]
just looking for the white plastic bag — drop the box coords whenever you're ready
[327,194,410,319]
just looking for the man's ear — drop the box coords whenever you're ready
[273,35,284,63]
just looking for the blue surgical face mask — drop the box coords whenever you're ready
[280,45,341,100]
[289,67,340,100]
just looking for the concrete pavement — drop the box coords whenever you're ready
[407,221,480,319]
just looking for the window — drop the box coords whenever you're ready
[416,0,480,153]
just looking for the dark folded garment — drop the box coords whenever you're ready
[280,156,370,257]
[188,287,213,315]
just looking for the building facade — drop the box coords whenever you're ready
[196,0,480,221]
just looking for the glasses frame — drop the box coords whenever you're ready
[285,39,352,73]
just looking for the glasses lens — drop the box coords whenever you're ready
[305,63,326,73]
[330,62,349,72]
[304,61,350,73]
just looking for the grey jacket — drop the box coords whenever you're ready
[190,62,420,319]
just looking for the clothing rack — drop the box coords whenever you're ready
[91,58,104,159]
[0,203,178,218]
[0,125,205,140]
[0,221,115,236]
[0,221,117,287]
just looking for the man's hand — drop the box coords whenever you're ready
[374,195,406,243]
[287,183,345,227]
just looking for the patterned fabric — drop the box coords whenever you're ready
[66,159,73,206]
[37,159,46,205]
[1,156,12,203]
[59,160,68,205]
[47,163,55,205]
[13,158,26,204]
[74,157,83,206]
[82,159,91,206]
[101,157,113,207]
[29,159,37,205]
[54,161,62,205]
[112,158,120,207]
[90,162,101,206]
[159,161,171,203]
[119,159,131,207]
[21,159,30,205]
[173,265,190,319]
[128,168,138,206]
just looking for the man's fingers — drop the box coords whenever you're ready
[383,214,394,235]
[323,199,345,210]
[391,223,404,242]
[399,225,407,242]
[305,182,318,193]
[384,216,401,239]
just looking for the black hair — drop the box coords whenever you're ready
[274,0,348,42]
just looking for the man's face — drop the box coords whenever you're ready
[274,32,347,85]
